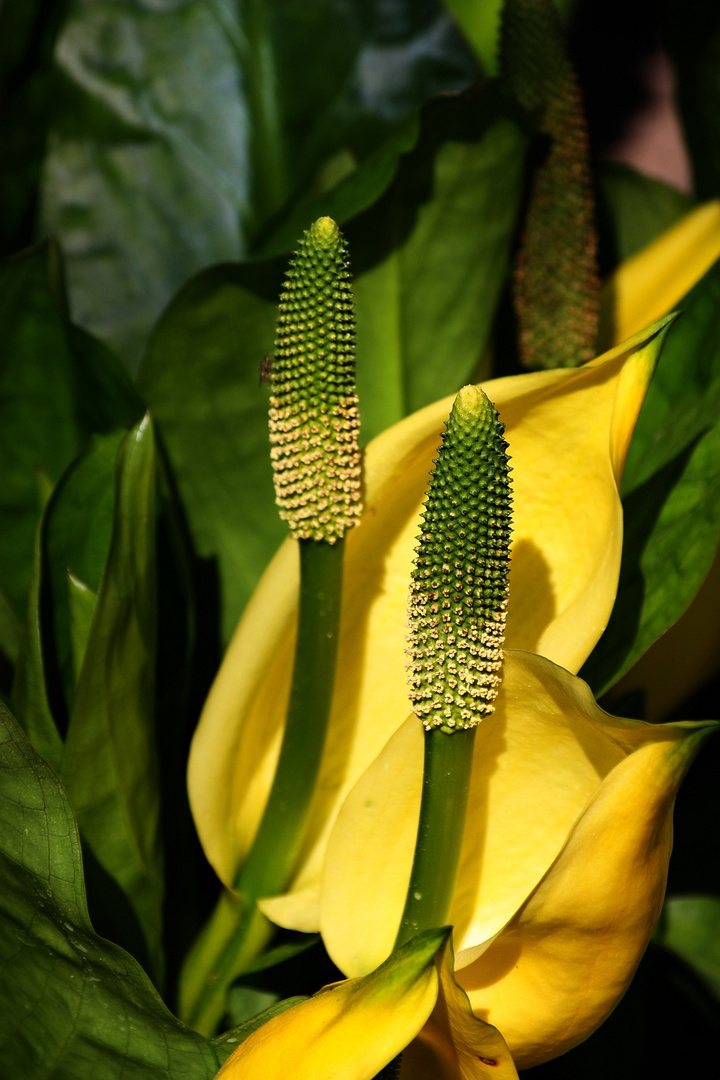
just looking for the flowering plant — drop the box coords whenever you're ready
[2,2,720,1078]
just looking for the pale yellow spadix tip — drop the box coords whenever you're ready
[309,216,340,246]
[454,384,486,419]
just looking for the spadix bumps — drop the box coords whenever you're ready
[269,216,362,543]
[407,387,512,730]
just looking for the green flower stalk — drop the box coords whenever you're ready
[397,386,512,945]
[180,217,361,1035]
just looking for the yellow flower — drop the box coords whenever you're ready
[216,928,519,1080]
[188,316,669,917]
[316,652,714,1067]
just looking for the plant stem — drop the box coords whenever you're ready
[395,726,476,949]
[238,538,344,896]
[179,538,345,1033]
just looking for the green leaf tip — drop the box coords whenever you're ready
[407,387,512,731]
[269,216,362,543]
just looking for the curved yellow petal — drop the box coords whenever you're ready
[457,720,716,1069]
[189,321,667,896]
[319,650,657,977]
[599,199,720,349]
[403,936,519,1080]
[215,928,447,1080]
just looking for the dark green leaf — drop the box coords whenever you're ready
[596,162,695,265]
[0,242,86,620]
[255,115,420,260]
[664,0,720,200]
[41,0,477,368]
[43,429,126,719]
[0,584,20,668]
[10,514,64,774]
[582,262,720,693]
[60,416,164,983]
[67,572,97,686]
[138,262,285,645]
[348,86,527,437]
[655,895,720,1003]
[0,699,220,1079]
[0,242,144,627]
[0,0,70,254]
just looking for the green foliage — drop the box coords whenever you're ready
[596,163,695,263]
[582,261,720,693]
[34,0,477,368]
[0,242,142,625]
[655,896,720,1002]
[0,700,220,1078]
[2,0,720,1075]
[665,0,720,199]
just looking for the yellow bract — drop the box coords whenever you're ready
[316,649,715,1067]
[215,929,519,1080]
[598,198,720,349]
[188,317,671,916]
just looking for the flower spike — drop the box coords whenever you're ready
[269,216,362,542]
[407,386,512,731]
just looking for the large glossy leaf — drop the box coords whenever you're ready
[655,896,720,1003]
[139,88,526,643]
[60,415,164,984]
[581,261,720,693]
[349,86,527,435]
[0,242,87,619]
[43,430,125,718]
[138,260,285,646]
[40,0,477,368]
[0,699,220,1079]
[596,162,695,265]
[0,241,143,628]
[10,513,64,775]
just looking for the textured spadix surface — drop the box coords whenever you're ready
[269,216,361,542]
[407,387,512,731]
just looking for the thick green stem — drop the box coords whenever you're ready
[395,727,476,949]
[238,538,344,896]
[179,538,344,1034]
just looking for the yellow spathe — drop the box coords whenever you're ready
[317,650,715,1068]
[599,199,720,349]
[188,318,670,911]
[216,929,518,1080]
